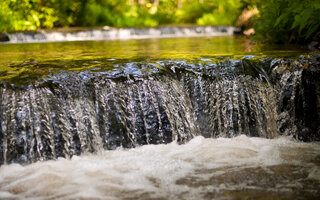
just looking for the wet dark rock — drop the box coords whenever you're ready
[308,41,320,51]
[0,32,9,42]
[272,54,320,141]
[295,58,320,141]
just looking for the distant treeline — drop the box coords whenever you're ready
[0,0,319,43]
[0,0,244,31]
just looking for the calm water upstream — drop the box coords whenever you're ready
[0,36,319,199]
[0,36,300,62]
[0,36,303,74]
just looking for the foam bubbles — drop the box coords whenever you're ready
[1,135,320,199]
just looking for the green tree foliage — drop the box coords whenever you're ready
[1,0,319,43]
[196,0,243,26]
[48,0,82,27]
[79,0,158,27]
[0,0,58,32]
[0,0,246,32]
[250,0,320,43]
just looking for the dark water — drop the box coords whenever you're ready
[0,36,319,199]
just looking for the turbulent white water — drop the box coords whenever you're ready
[0,135,320,200]
[4,26,237,43]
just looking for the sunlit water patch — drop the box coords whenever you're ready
[1,135,319,200]
[0,36,305,81]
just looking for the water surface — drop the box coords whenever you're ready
[0,36,306,83]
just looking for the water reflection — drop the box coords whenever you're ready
[0,36,305,65]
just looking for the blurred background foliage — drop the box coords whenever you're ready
[0,0,319,43]
[247,0,320,43]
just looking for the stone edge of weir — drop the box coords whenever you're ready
[0,26,240,43]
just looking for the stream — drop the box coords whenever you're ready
[0,35,319,199]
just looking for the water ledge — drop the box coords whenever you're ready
[0,26,239,43]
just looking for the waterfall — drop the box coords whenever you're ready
[1,26,238,43]
[0,55,319,165]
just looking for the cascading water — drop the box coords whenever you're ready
[0,36,319,199]
[1,26,237,43]
[1,55,319,165]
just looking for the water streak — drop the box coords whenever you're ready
[1,56,319,165]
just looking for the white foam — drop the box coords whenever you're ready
[0,135,319,199]
[5,26,238,43]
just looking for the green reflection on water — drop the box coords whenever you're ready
[0,36,307,83]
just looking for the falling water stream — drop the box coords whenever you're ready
[0,35,319,199]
